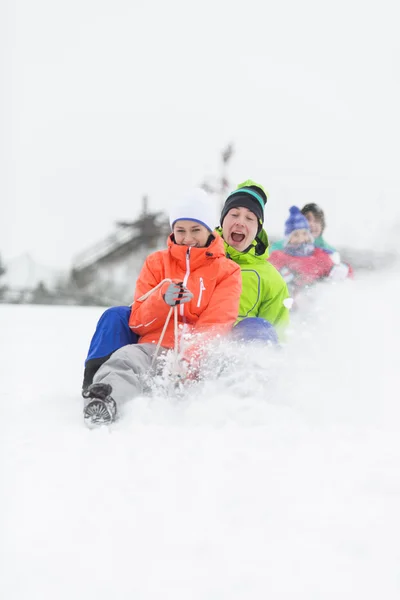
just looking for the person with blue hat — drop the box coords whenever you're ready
[268,206,351,299]
[270,203,337,254]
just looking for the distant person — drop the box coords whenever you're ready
[82,180,290,395]
[270,203,337,254]
[83,188,242,427]
[268,206,351,301]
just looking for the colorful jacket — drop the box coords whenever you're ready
[270,235,337,254]
[129,234,242,348]
[216,227,290,334]
[268,247,336,288]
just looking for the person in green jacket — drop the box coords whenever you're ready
[270,203,337,254]
[217,179,290,337]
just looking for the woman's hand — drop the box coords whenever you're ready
[163,281,193,306]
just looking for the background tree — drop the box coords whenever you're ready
[0,254,6,278]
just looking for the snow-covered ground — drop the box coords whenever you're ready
[2,270,400,599]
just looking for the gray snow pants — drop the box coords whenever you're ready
[92,343,160,405]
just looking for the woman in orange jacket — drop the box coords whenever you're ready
[83,188,242,427]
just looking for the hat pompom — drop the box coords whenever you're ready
[284,206,310,236]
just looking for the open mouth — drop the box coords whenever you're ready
[231,232,245,243]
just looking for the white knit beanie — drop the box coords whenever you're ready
[169,188,218,232]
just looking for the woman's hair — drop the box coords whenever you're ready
[301,203,326,233]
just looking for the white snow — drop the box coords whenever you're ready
[2,271,400,599]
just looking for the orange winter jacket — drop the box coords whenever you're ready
[129,234,242,349]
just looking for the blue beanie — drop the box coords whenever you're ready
[284,206,310,236]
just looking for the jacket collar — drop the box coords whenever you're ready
[167,233,226,269]
[215,227,270,262]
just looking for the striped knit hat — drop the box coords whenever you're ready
[284,206,310,236]
[220,180,268,233]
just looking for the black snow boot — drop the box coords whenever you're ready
[82,383,117,428]
[82,355,112,391]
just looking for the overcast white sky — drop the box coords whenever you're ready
[1,0,400,268]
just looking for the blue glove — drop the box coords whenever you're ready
[163,282,193,306]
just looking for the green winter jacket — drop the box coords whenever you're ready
[216,228,290,336]
[270,235,336,253]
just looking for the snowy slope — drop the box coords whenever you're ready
[1,271,400,600]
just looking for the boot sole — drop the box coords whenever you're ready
[84,400,115,429]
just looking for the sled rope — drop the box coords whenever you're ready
[151,305,179,366]
[137,279,180,367]
[137,279,173,303]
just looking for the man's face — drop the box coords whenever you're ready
[304,211,322,237]
[222,207,259,251]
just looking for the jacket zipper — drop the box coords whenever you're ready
[197,277,206,308]
[180,247,191,317]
